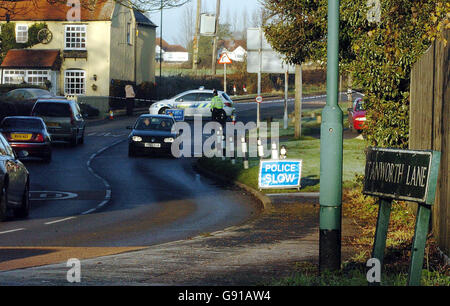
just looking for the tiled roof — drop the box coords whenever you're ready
[156,38,187,52]
[133,10,156,28]
[0,0,115,21]
[1,49,61,70]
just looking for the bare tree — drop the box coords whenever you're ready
[177,4,194,48]
[241,6,248,39]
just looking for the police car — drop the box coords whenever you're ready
[149,87,236,120]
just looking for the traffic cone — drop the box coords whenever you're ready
[243,85,247,93]
[109,110,114,120]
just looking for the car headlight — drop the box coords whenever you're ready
[132,136,142,142]
[164,137,174,143]
[355,117,366,121]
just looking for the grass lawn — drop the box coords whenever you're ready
[198,104,364,193]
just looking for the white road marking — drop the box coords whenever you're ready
[0,228,25,235]
[44,217,76,225]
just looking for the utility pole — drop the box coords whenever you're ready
[319,0,343,273]
[294,64,302,139]
[159,0,163,78]
[192,0,201,71]
[211,0,221,75]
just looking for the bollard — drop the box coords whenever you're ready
[109,110,114,120]
[229,136,235,164]
[241,137,249,169]
[222,135,226,161]
[257,138,264,159]
[271,142,278,160]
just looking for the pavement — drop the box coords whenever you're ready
[0,166,357,286]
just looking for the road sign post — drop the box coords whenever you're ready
[218,53,232,94]
[319,0,343,273]
[363,147,441,286]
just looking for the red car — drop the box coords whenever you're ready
[348,98,366,133]
[0,116,52,162]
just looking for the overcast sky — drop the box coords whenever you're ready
[148,0,262,46]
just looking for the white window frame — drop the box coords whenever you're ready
[2,69,51,87]
[64,69,86,95]
[15,24,28,43]
[64,25,87,50]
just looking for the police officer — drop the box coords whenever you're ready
[210,89,224,123]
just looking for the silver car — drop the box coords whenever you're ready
[149,88,236,120]
[31,99,86,146]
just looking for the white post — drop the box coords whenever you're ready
[224,63,227,93]
[241,137,248,169]
[284,68,289,129]
[271,142,278,160]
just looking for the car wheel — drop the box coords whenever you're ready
[79,131,85,145]
[158,107,169,115]
[0,185,8,222]
[70,135,78,147]
[43,151,52,163]
[128,145,137,157]
[13,182,30,218]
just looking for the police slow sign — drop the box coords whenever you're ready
[259,160,302,189]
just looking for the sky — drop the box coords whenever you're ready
[148,0,262,47]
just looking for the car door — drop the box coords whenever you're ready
[174,92,199,116]
[196,92,214,116]
[0,135,23,203]
[71,101,85,137]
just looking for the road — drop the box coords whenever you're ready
[0,93,360,271]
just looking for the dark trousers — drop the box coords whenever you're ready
[126,98,134,116]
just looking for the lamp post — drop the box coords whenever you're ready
[159,0,163,78]
[319,0,343,272]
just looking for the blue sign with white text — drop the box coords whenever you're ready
[259,160,302,189]
[165,109,185,121]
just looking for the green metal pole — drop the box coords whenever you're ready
[408,204,431,286]
[369,198,392,285]
[319,0,343,273]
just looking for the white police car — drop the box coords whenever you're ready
[149,87,236,120]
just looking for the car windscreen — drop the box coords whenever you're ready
[1,118,43,130]
[355,101,365,111]
[33,103,72,117]
[135,117,174,131]
[29,89,52,97]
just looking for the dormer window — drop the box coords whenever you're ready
[64,25,86,50]
[15,24,28,43]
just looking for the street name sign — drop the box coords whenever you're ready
[165,109,185,121]
[363,147,441,204]
[362,147,441,286]
[259,159,302,189]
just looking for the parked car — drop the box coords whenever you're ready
[127,115,176,157]
[348,98,366,133]
[3,88,56,103]
[149,87,235,120]
[31,99,85,146]
[0,116,52,162]
[0,133,30,221]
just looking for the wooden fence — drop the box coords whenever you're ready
[409,29,449,256]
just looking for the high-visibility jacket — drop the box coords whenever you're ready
[210,95,224,110]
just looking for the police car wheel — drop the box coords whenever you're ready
[159,107,169,115]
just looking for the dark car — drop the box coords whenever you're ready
[0,116,52,162]
[31,99,85,146]
[0,134,30,221]
[127,115,176,157]
[348,98,367,133]
[3,88,56,103]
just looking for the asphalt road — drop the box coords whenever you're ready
[0,93,361,270]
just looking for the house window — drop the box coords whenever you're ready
[64,25,86,50]
[3,70,26,84]
[26,70,50,86]
[126,23,132,45]
[3,70,51,87]
[15,25,28,43]
[64,70,85,95]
